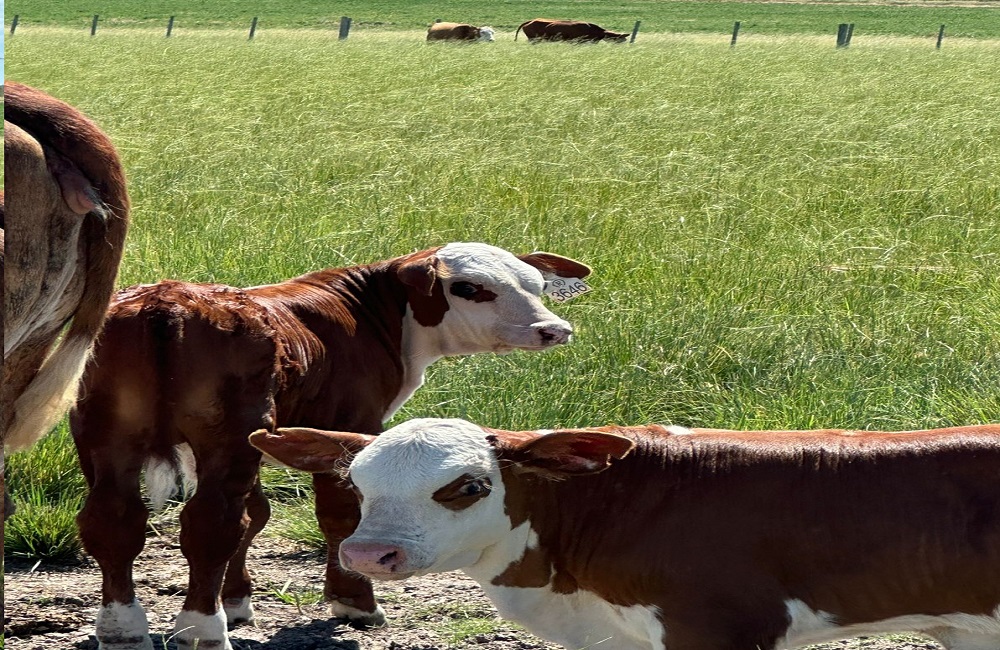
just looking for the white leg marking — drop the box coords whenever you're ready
[223,595,255,625]
[173,609,233,650]
[328,600,387,626]
[95,600,154,650]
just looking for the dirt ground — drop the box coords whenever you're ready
[4,528,944,650]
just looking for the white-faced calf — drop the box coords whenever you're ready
[71,244,589,650]
[252,418,1000,650]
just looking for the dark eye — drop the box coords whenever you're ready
[433,474,493,510]
[450,281,479,298]
[460,478,491,497]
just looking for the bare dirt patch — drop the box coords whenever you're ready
[4,529,943,650]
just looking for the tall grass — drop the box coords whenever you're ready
[4,32,999,562]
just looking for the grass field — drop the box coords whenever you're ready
[5,26,999,562]
[6,0,1000,39]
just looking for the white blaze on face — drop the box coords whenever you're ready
[338,418,512,580]
[429,242,573,355]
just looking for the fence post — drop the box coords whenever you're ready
[629,20,640,44]
[846,23,855,46]
[249,16,258,40]
[166,15,175,37]
[339,16,352,40]
[91,14,99,36]
[10,14,19,34]
[836,23,848,48]
[936,24,945,49]
[730,21,741,47]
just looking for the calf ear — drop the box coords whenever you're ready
[494,430,634,478]
[518,252,591,279]
[249,427,375,474]
[397,253,441,296]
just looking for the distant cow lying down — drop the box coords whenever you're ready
[253,418,1000,650]
[72,243,590,650]
[427,22,495,42]
[515,18,629,43]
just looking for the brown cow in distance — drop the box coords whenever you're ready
[2,82,130,510]
[427,21,495,42]
[515,18,630,43]
[3,82,130,452]
[72,243,591,650]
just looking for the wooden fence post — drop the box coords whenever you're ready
[10,14,19,35]
[936,24,945,49]
[339,16,352,40]
[91,14,99,36]
[629,20,641,44]
[836,23,848,48]
[249,16,258,40]
[846,23,855,46]
[730,21,741,47]
[166,15,175,37]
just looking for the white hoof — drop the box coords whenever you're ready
[329,600,387,627]
[95,600,154,650]
[173,609,233,650]
[223,596,255,625]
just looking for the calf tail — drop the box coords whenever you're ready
[515,21,527,40]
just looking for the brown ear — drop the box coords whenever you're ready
[249,427,376,473]
[518,252,591,279]
[397,253,441,297]
[491,429,634,478]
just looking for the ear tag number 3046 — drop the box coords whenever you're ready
[543,278,592,303]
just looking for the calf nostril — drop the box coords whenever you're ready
[378,551,398,567]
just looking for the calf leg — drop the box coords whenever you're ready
[76,443,152,650]
[313,471,385,625]
[174,448,261,650]
[221,477,270,625]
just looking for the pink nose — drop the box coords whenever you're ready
[340,541,408,575]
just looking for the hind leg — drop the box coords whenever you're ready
[221,476,270,625]
[74,413,153,650]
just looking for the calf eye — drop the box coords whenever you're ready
[450,281,498,303]
[433,474,493,511]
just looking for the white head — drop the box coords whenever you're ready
[396,242,590,357]
[249,418,634,580]
[478,26,495,42]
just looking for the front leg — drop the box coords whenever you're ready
[313,471,385,626]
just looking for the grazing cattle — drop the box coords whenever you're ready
[253,418,1000,650]
[72,244,590,650]
[515,18,629,43]
[2,82,130,513]
[427,22,495,42]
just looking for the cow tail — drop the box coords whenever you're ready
[515,21,526,40]
[4,83,131,451]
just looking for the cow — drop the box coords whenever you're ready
[427,22,495,42]
[2,82,130,513]
[71,243,591,650]
[515,18,629,43]
[251,418,1000,650]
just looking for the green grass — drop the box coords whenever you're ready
[4,29,1000,584]
[6,0,1000,38]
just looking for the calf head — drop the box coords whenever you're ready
[395,243,590,356]
[478,27,496,42]
[250,419,633,580]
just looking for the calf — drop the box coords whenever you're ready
[253,418,1000,650]
[515,18,629,43]
[427,22,495,42]
[71,244,590,650]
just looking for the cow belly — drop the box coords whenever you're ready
[777,600,1000,649]
[482,583,665,650]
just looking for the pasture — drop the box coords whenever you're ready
[4,17,1000,650]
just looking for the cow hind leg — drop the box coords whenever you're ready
[314,471,386,626]
[221,476,270,625]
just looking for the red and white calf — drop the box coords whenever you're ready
[252,419,1000,650]
[71,244,590,650]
